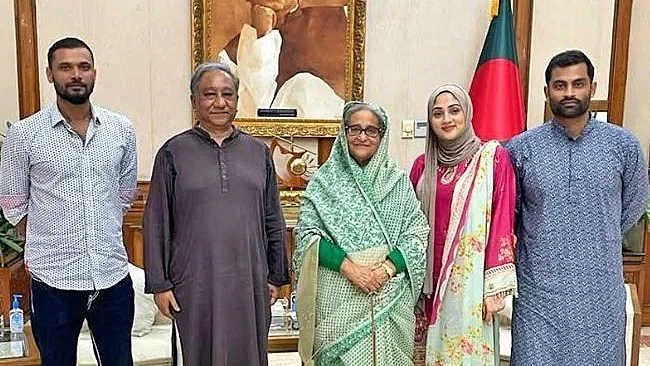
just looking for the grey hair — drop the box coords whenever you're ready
[342,101,388,130]
[190,62,240,95]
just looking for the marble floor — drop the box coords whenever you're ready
[268,328,650,366]
[268,352,300,366]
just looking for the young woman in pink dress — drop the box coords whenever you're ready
[410,84,518,366]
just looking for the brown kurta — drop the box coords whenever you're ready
[143,127,289,366]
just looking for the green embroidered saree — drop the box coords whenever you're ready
[294,102,429,366]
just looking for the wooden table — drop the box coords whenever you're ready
[624,251,646,309]
[269,334,299,353]
[0,326,40,366]
[268,329,299,353]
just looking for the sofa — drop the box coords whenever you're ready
[77,264,172,366]
[75,265,302,366]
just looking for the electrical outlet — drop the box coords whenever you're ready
[414,119,428,138]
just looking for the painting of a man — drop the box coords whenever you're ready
[208,0,349,118]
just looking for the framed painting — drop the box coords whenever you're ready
[190,0,367,129]
[191,0,367,211]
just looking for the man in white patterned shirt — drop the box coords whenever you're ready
[0,37,138,365]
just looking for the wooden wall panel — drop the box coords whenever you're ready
[14,0,39,119]
[608,0,633,126]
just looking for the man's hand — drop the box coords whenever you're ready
[154,290,181,320]
[340,259,381,294]
[483,294,505,323]
[268,284,280,305]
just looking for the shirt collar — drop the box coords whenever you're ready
[193,124,241,143]
[551,116,597,141]
[49,103,100,127]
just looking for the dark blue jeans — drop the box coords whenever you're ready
[31,275,135,366]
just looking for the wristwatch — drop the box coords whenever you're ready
[381,262,395,278]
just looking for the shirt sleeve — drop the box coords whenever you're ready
[620,137,649,233]
[484,146,518,298]
[0,124,30,225]
[143,146,175,293]
[118,121,138,214]
[264,148,290,287]
[318,237,346,271]
[317,238,407,274]
[387,248,407,274]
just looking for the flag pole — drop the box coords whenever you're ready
[489,0,499,18]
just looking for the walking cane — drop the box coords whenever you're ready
[370,291,378,366]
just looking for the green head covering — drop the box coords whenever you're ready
[334,101,396,201]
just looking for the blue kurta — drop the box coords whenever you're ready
[506,118,649,366]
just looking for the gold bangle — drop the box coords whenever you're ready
[381,262,395,278]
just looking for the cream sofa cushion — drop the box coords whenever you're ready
[129,264,158,337]
[76,264,172,365]
[77,323,172,366]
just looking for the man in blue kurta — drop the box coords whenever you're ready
[507,50,649,365]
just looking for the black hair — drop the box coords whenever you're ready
[47,37,94,68]
[545,50,594,84]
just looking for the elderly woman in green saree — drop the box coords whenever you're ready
[294,101,429,366]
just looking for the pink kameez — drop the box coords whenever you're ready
[409,145,516,324]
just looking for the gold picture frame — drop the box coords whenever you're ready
[190,0,367,137]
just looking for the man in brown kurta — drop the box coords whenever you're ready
[143,62,289,366]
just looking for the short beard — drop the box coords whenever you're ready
[549,97,590,119]
[54,81,94,105]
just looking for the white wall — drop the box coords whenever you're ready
[36,0,191,179]
[0,0,19,134]
[527,0,614,129]
[624,1,650,160]
[365,0,490,169]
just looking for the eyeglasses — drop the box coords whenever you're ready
[345,125,383,138]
